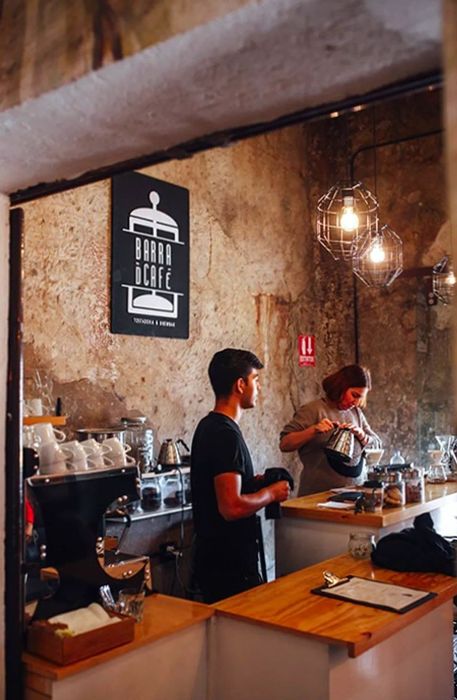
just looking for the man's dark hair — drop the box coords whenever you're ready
[208,348,264,397]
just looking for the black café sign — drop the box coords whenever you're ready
[111,172,189,338]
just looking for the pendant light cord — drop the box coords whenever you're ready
[372,106,378,199]
[349,128,442,183]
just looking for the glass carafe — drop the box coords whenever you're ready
[427,463,447,484]
[435,434,457,481]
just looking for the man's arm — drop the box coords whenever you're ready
[214,472,290,521]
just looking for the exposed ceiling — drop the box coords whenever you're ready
[0,0,442,194]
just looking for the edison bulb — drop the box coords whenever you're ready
[447,270,456,285]
[340,207,359,232]
[340,195,359,232]
[369,241,385,264]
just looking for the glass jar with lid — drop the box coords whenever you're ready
[383,471,406,508]
[403,466,425,503]
[141,477,162,510]
[119,416,154,473]
[348,532,376,559]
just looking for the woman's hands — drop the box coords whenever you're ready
[338,422,368,445]
[314,418,336,434]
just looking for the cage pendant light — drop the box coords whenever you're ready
[432,256,456,305]
[316,181,379,262]
[352,222,403,287]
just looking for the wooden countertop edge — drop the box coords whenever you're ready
[281,507,384,526]
[214,583,457,658]
[23,595,214,680]
[282,485,457,526]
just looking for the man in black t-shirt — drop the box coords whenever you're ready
[191,348,290,603]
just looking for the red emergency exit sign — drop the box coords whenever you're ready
[298,334,316,367]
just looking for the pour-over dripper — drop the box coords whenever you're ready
[433,434,457,481]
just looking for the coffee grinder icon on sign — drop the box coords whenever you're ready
[122,191,184,319]
[298,335,316,367]
[123,191,184,245]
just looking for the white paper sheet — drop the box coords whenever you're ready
[318,577,434,612]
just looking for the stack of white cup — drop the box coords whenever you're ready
[79,439,114,470]
[101,438,135,468]
[35,423,67,475]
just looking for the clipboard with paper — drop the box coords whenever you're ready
[311,576,437,614]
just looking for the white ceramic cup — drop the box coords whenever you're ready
[102,438,135,467]
[61,441,88,470]
[39,459,68,475]
[80,439,113,469]
[23,426,41,450]
[39,441,68,473]
[364,448,384,467]
[24,398,43,417]
[33,422,66,445]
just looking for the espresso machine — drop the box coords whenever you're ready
[27,465,152,619]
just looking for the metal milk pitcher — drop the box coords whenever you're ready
[325,427,354,463]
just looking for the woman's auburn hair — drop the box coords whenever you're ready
[322,364,371,404]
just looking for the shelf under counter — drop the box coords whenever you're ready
[141,465,190,479]
[106,503,192,522]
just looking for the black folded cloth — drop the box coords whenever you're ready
[245,468,294,520]
[371,513,455,576]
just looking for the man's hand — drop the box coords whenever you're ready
[269,480,291,502]
[215,472,290,520]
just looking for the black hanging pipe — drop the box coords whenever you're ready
[5,208,24,700]
[349,125,443,364]
[349,128,443,183]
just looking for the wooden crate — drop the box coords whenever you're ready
[27,614,135,665]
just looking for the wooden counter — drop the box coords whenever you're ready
[276,482,457,575]
[281,482,457,527]
[211,554,457,700]
[23,563,457,700]
[214,553,457,657]
[24,595,213,700]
